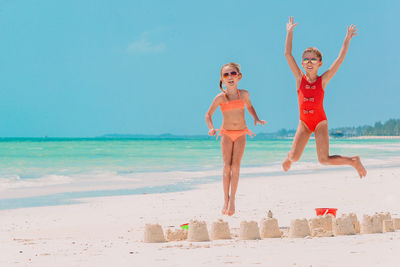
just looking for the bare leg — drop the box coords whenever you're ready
[220,134,234,215]
[314,121,367,178]
[282,121,312,171]
[226,134,246,216]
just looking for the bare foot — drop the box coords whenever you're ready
[351,156,367,178]
[282,158,292,172]
[227,198,235,216]
[222,197,229,215]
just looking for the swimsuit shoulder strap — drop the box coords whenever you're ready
[299,75,307,89]
[316,76,322,87]
[222,92,228,101]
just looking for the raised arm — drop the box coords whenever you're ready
[241,90,266,126]
[322,25,358,88]
[285,17,303,83]
[205,94,223,135]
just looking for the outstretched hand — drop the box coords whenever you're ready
[346,25,358,40]
[208,128,216,136]
[254,120,267,126]
[287,16,298,32]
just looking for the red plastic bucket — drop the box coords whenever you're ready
[315,208,337,217]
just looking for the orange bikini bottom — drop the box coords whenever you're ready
[216,128,255,142]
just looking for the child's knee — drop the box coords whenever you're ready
[230,163,241,173]
[223,164,231,173]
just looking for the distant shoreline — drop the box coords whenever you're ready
[1,135,400,140]
[348,136,400,140]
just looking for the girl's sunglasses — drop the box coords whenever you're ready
[222,71,238,78]
[303,58,319,64]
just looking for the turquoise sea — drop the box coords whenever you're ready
[1,138,400,210]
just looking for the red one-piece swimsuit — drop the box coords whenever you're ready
[297,75,327,132]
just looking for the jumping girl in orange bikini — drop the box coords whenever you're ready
[282,17,367,178]
[205,63,266,216]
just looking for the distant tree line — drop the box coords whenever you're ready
[330,119,400,137]
[96,118,400,140]
[268,118,400,138]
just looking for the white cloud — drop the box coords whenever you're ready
[127,33,166,54]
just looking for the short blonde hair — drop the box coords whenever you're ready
[302,47,322,61]
[219,62,241,92]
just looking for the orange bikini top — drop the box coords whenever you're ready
[219,90,245,112]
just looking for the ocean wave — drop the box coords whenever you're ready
[0,174,72,191]
[0,155,399,199]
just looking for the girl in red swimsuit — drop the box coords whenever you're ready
[205,63,266,216]
[282,17,367,178]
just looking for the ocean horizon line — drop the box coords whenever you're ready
[2,118,399,140]
[1,133,400,141]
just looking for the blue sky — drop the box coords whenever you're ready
[0,0,399,137]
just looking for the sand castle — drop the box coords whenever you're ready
[383,220,394,232]
[288,219,311,238]
[373,212,391,233]
[372,214,384,233]
[308,215,333,237]
[393,218,400,230]
[379,212,392,221]
[144,224,166,243]
[188,220,210,242]
[361,212,393,234]
[259,211,281,238]
[260,217,281,238]
[349,213,360,234]
[267,210,273,218]
[240,221,261,240]
[165,228,188,241]
[333,214,355,236]
[210,219,231,240]
[360,215,375,234]
[144,211,399,243]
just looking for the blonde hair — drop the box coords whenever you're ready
[302,47,323,61]
[219,62,241,93]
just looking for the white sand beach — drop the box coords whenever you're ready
[1,166,400,267]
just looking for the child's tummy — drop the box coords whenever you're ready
[221,109,247,130]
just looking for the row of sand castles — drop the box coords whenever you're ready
[144,211,400,242]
